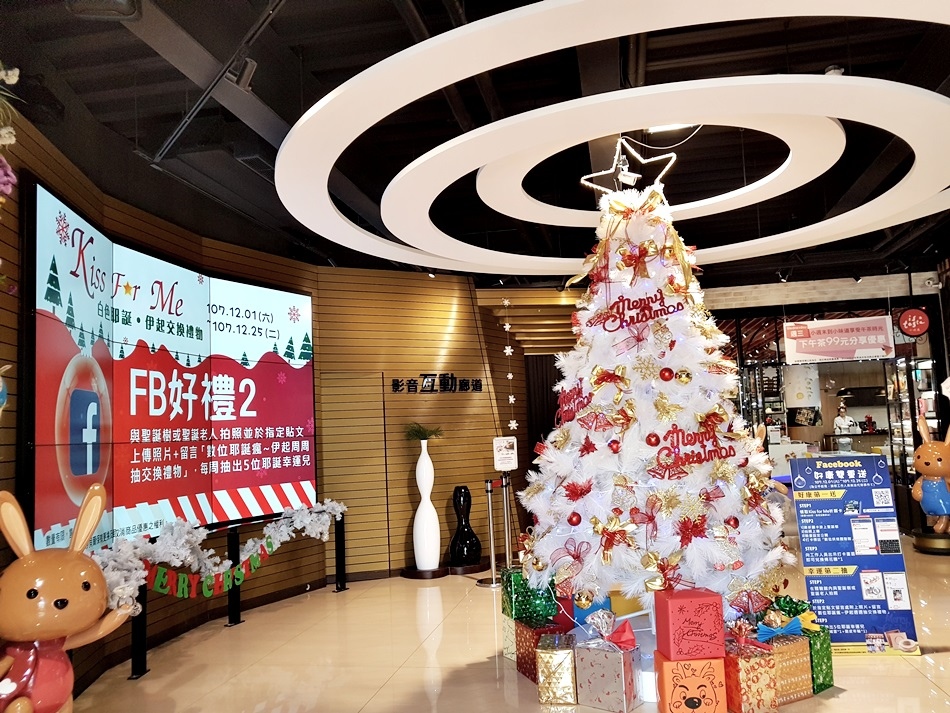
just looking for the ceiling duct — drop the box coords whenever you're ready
[232,139,275,185]
[64,0,141,20]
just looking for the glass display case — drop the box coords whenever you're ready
[738,363,785,434]
[885,357,937,532]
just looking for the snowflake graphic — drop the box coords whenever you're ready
[56,211,69,245]
[503,345,514,356]
[288,306,301,323]
[305,416,315,435]
[277,371,287,385]
[508,394,516,404]
[508,419,519,431]
[122,337,129,344]
[197,275,205,285]
[254,468,268,480]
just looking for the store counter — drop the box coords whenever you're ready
[822,432,889,453]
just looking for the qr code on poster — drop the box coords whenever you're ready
[872,488,893,508]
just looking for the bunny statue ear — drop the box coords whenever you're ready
[918,414,932,444]
[69,484,106,554]
[0,490,35,558]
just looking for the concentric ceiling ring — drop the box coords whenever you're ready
[382,75,950,270]
[275,0,950,274]
[476,114,843,229]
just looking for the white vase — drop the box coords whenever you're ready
[413,439,441,570]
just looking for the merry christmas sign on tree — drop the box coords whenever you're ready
[519,183,793,613]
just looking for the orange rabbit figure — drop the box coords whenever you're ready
[0,484,130,713]
[911,414,950,534]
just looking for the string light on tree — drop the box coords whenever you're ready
[518,138,792,613]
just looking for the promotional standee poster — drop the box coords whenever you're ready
[789,455,919,655]
[33,184,316,550]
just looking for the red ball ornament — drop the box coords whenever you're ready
[608,439,622,453]
[660,367,674,381]
[646,432,661,447]
[738,458,749,467]
[725,516,740,529]
[567,512,582,527]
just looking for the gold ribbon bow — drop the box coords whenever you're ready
[642,549,685,591]
[591,365,631,405]
[591,514,637,564]
[567,237,612,287]
[610,400,637,435]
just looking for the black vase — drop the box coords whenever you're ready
[450,485,481,566]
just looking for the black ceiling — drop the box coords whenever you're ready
[3,1,949,289]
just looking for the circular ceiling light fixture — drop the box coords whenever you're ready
[275,0,950,274]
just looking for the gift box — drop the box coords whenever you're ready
[576,639,642,712]
[724,640,777,713]
[501,566,557,622]
[803,626,834,694]
[553,594,613,630]
[608,590,644,617]
[655,587,726,660]
[502,614,516,661]
[537,633,577,705]
[655,650,727,713]
[516,619,566,683]
[768,634,813,705]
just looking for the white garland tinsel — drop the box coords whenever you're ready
[92,499,346,615]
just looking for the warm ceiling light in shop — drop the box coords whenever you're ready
[777,268,792,283]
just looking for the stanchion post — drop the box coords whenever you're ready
[334,514,348,592]
[128,583,149,680]
[501,471,513,569]
[226,526,243,627]
[477,479,501,588]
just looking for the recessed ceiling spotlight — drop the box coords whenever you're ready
[825,65,845,76]
[852,273,863,283]
[428,271,436,279]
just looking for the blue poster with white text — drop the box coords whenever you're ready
[790,454,918,655]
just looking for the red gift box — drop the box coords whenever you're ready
[655,587,725,660]
[655,650,727,713]
[515,619,568,683]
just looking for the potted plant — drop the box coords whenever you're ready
[406,423,442,570]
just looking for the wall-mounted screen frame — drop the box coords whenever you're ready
[21,177,316,550]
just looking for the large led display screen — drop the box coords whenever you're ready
[32,182,316,550]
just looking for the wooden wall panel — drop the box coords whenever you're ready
[318,372,388,575]
[0,113,529,690]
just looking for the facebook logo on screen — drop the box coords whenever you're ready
[69,389,100,476]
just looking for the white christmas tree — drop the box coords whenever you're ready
[519,167,793,615]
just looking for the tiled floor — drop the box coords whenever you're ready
[75,535,950,712]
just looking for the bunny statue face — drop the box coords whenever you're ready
[911,414,950,534]
[0,484,130,713]
[0,547,109,642]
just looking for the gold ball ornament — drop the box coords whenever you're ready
[574,591,594,609]
[675,369,692,384]
[531,556,547,572]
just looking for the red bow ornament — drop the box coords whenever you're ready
[551,537,592,597]
[630,494,660,542]
[699,485,725,505]
[591,514,637,564]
